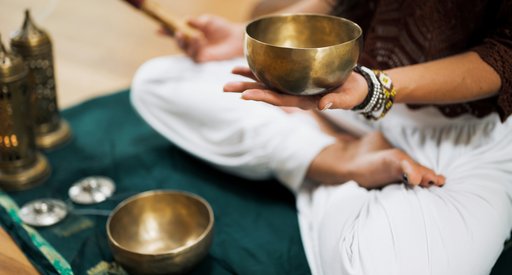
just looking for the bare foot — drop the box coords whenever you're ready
[307,132,445,189]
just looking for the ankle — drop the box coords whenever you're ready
[306,141,354,185]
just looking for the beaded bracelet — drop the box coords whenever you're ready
[351,65,396,120]
[352,65,374,111]
[370,70,396,120]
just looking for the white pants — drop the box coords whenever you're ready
[131,56,512,275]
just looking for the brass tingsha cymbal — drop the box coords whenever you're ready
[19,199,68,227]
[68,176,116,205]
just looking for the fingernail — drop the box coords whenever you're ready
[241,90,255,99]
[321,102,333,111]
[402,173,409,184]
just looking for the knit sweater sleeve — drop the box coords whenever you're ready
[472,0,512,120]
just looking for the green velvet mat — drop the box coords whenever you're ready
[3,90,511,274]
[6,90,308,274]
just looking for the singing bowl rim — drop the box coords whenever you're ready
[245,13,363,50]
[106,190,214,257]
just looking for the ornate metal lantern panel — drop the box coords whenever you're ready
[11,10,71,150]
[0,37,50,191]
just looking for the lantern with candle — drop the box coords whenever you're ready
[0,36,50,191]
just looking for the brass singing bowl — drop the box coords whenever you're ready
[245,14,362,95]
[106,190,214,274]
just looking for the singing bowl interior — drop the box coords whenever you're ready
[107,190,214,274]
[245,14,362,95]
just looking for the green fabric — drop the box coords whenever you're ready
[5,90,310,275]
[0,196,64,275]
[1,90,511,274]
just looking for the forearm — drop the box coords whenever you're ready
[387,51,502,104]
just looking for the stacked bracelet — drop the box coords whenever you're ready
[351,65,396,120]
[352,66,374,111]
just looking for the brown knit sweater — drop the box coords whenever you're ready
[332,0,512,120]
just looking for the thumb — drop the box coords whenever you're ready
[187,15,212,31]
[318,91,354,110]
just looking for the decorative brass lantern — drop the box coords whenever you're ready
[11,10,71,150]
[0,36,51,191]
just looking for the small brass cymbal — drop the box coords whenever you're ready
[68,176,115,205]
[19,199,67,227]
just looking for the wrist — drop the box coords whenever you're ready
[351,65,397,120]
[384,68,407,103]
[352,66,374,110]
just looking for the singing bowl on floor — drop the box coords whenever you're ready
[106,190,214,274]
[245,13,362,95]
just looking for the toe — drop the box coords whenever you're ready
[419,170,438,188]
[401,159,423,186]
[437,175,446,186]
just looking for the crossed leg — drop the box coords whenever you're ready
[131,56,512,275]
[131,56,443,191]
[298,157,512,275]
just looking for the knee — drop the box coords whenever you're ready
[131,57,169,110]
[130,56,195,115]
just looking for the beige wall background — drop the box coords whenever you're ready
[1,0,259,108]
